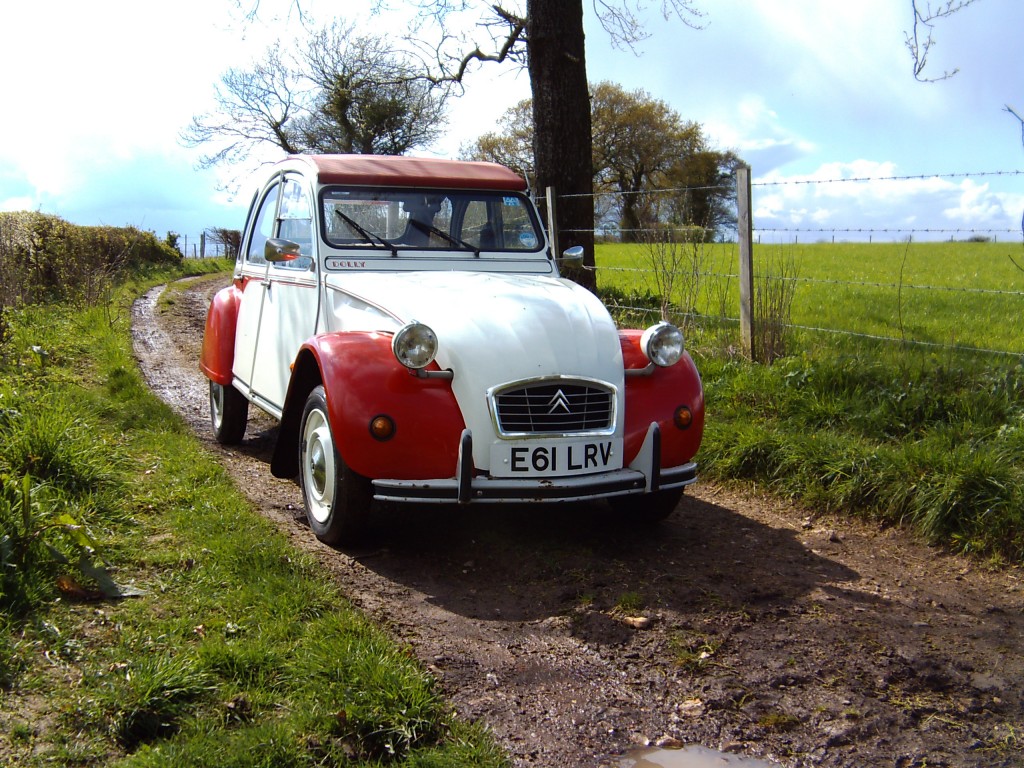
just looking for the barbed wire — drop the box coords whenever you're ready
[602,300,1024,359]
[753,226,1020,236]
[593,264,1024,297]
[554,183,733,200]
[538,170,1024,203]
[751,169,1024,186]
[562,221,1023,236]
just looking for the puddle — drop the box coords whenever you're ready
[620,745,779,768]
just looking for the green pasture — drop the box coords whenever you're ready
[595,240,1024,354]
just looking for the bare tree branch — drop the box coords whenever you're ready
[1007,104,1024,147]
[449,5,528,82]
[905,0,979,82]
[594,0,705,53]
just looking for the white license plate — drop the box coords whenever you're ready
[490,438,622,478]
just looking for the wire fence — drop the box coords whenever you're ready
[545,168,1024,359]
[176,232,239,259]
[182,168,1024,358]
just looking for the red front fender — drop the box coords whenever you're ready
[620,330,705,469]
[200,283,242,385]
[272,331,466,481]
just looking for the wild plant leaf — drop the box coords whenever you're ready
[54,513,100,552]
[77,551,145,599]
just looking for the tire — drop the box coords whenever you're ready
[210,380,248,445]
[298,385,372,546]
[608,488,684,523]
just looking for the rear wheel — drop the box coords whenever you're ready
[209,380,248,444]
[298,385,372,546]
[609,488,684,523]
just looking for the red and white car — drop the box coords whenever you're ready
[200,154,704,544]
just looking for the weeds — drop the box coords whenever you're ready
[753,245,798,363]
[614,591,645,614]
[670,631,721,672]
[757,711,802,732]
[638,229,709,334]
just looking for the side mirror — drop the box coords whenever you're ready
[264,238,301,263]
[559,245,585,265]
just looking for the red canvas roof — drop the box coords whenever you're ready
[296,154,527,191]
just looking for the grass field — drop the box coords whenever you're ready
[596,240,1024,354]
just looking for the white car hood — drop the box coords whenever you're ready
[323,270,625,470]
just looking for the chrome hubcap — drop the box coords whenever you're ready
[309,436,326,496]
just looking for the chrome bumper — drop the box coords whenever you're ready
[371,424,697,504]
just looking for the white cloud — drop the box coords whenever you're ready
[752,160,1023,240]
[1,196,35,212]
[943,181,1024,226]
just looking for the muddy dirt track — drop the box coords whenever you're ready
[132,276,1024,768]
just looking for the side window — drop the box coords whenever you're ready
[500,196,539,250]
[245,183,280,267]
[461,200,494,249]
[276,178,313,270]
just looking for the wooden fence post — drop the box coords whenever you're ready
[736,165,756,360]
[545,185,559,257]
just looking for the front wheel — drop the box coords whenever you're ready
[608,488,684,523]
[298,385,372,546]
[210,380,248,445]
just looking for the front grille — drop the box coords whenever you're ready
[493,381,614,434]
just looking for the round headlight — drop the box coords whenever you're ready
[392,321,438,369]
[640,322,684,367]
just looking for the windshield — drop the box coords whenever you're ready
[319,187,545,255]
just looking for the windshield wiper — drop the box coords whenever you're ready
[409,219,481,257]
[334,210,397,256]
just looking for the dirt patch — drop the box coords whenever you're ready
[132,277,1024,768]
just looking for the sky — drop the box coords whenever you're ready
[0,0,1021,248]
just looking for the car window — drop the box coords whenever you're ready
[275,177,313,271]
[245,183,280,267]
[320,187,544,255]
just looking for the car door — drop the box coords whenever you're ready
[232,178,280,400]
[248,175,318,414]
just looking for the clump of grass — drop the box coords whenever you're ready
[0,618,25,688]
[614,591,645,614]
[698,343,1024,560]
[100,652,215,749]
[669,631,721,672]
[758,711,801,732]
[298,613,447,760]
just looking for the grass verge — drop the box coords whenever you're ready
[0,260,506,766]
[694,338,1024,562]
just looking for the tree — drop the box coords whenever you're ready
[395,0,704,291]
[205,227,242,258]
[591,82,707,241]
[182,22,447,168]
[182,43,304,168]
[297,21,447,155]
[464,81,738,241]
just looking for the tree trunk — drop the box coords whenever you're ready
[527,0,596,291]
